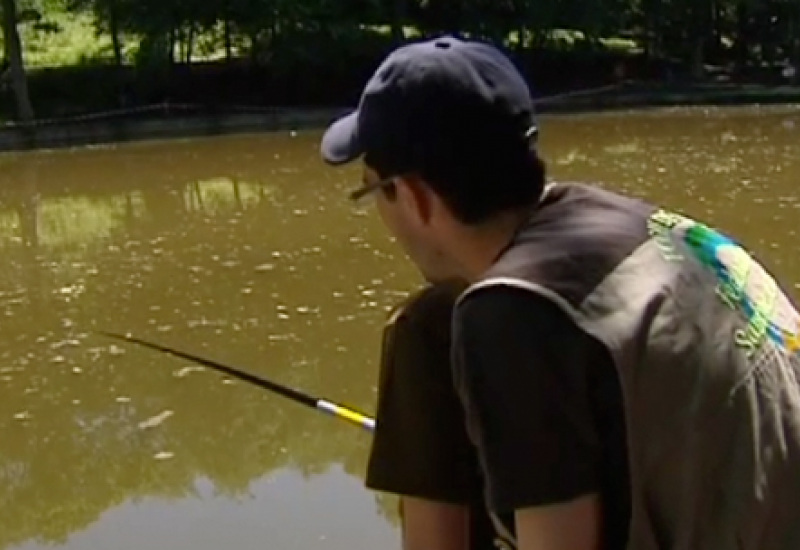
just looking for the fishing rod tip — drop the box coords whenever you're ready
[96,330,135,340]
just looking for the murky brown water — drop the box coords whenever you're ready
[1,105,799,550]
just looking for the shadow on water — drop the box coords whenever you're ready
[0,105,799,549]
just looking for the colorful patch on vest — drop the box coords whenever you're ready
[648,209,800,356]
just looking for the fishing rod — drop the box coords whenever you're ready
[98,331,376,432]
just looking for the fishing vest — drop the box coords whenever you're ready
[462,182,800,550]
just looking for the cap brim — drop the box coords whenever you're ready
[320,111,363,165]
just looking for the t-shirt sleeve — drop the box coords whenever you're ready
[365,284,484,505]
[452,284,604,514]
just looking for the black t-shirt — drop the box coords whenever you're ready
[367,281,481,503]
[367,282,506,550]
[453,284,630,550]
[366,282,630,550]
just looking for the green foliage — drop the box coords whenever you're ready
[5,0,799,73]
[2,0,799,123]
[19,11,115,66]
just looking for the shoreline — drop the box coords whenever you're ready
[0,107,351,153]
[2,83,800,153]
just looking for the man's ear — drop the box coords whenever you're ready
[394,175,434,226]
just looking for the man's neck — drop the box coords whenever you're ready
[447,209,531,283]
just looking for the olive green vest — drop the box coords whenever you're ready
[463,182,800,549]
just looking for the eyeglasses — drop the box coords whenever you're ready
[348,176,396,203]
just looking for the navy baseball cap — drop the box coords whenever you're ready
[320,36,537,175]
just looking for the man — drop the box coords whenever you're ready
[321,35,800,550]
[369,280,516,550]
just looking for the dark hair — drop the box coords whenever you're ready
[370,137,546,225]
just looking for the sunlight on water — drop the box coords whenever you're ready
[0,105,799,549]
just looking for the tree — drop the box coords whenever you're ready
[1,0,34,121]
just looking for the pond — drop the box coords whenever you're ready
[1,105,799,550]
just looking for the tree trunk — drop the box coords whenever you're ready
[690,0,713,80]
[249,32,259,65]
[792,20,800,84]
[691,39,705,79]
[390,0,406,44]
[643,0,662,59]
[168,28,176,65]
[733,2,749,72]
[1,0,34,122]
[710,0,721,60]
[186,25,195,64]
[106,0,126,107]
[108,0,123,67]
[516,24,525,52]
[223,18,233,62]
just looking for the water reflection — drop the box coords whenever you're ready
[0,134,413,550]
[10,468,396,550]
[1,105,799,550]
